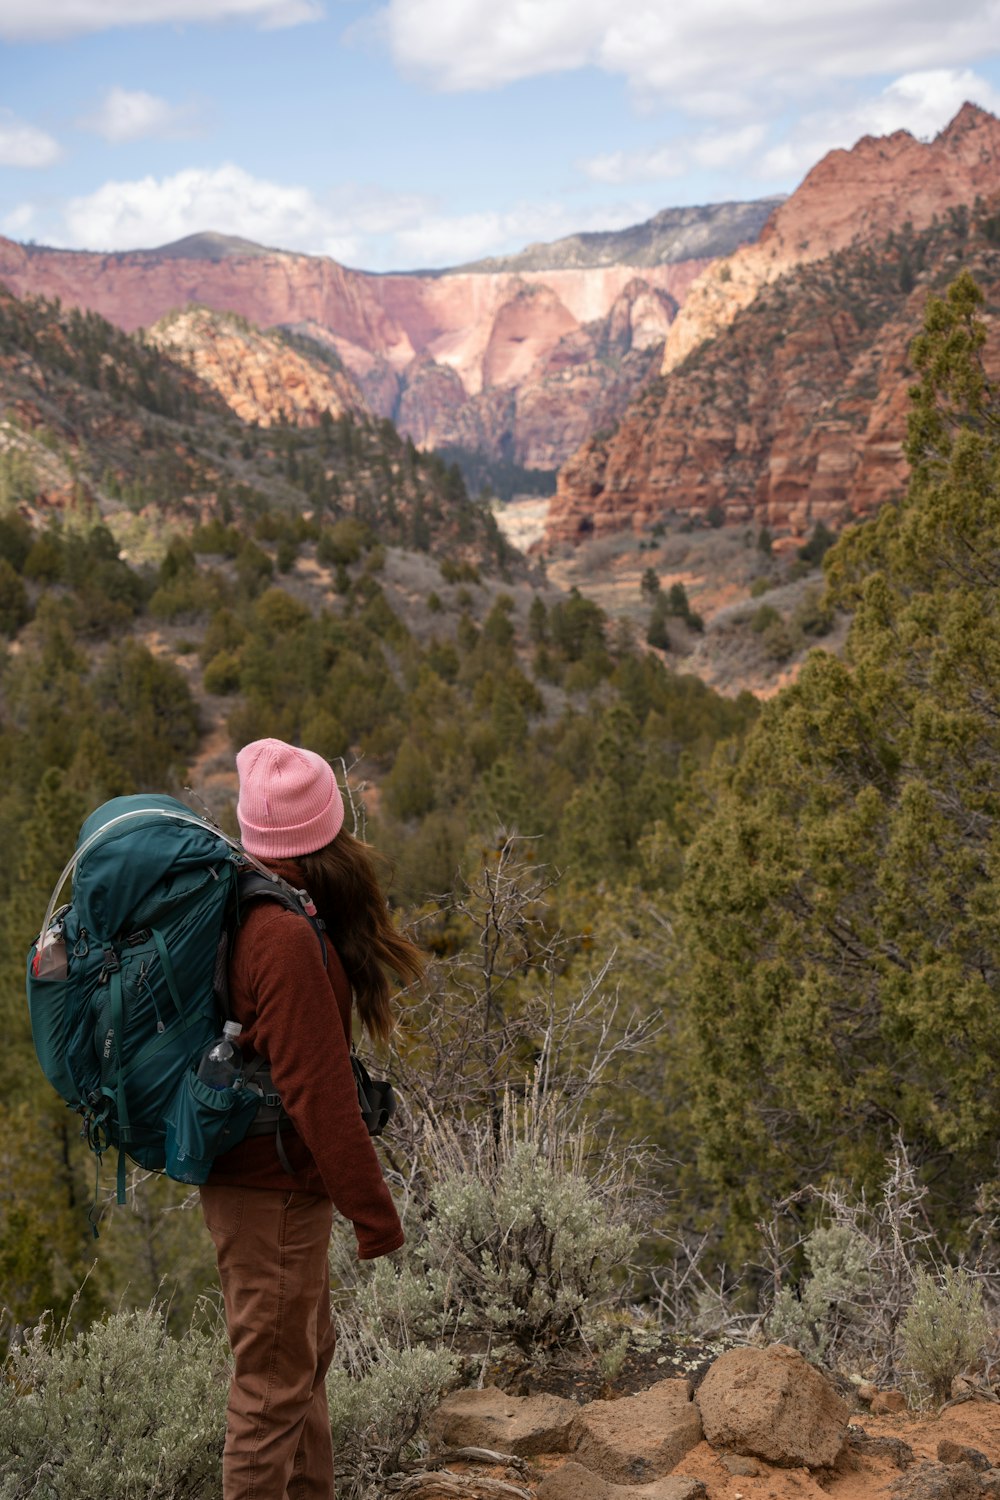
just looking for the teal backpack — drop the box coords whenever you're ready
[26,793,318,1215]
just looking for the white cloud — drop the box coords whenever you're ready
[0,109,60,167]
[377,0,1000,116]
[79,87,201,143]
[0,0,321,42]
[63,164,336,253]
[47,161,650,269]
[759,67,1000,181]
[60,163,440,264]
[583,124,768,185]
[2,203,36,235]
[389,200,649,267]
[378,0,603,91]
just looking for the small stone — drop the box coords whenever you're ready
[857,1383,878,1406]
[890,1462,984,1500]
[871,1390,907,1415]
[721,1453,763,1477]
[848,1428,915,1469]
[937,1441,990,1472]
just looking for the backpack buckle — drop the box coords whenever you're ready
[98,947,120,984]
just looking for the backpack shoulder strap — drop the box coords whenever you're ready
[235,870,326,954]
[214,871,327,1016]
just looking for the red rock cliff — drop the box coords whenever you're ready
[546,106,1000,548]
[663,103,1000,374]
[0,235,710,470]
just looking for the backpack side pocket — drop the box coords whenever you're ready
[163,1071,261,1184]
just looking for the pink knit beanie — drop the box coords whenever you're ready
[236,738,345,858]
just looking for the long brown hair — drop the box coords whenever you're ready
[298,830,423,1046]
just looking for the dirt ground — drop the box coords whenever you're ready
[468,1335,1000,1500]
[443,1396,1000,1500]
[677,1400,1000,1500]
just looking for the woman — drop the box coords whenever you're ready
[200,736,423,1500]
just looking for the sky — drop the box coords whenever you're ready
[1,0,1000,272]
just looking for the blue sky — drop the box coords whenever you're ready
[2,0,1000,271]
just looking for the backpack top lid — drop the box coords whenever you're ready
[70,794,234,940]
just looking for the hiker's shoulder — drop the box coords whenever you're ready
[237,899,320,963]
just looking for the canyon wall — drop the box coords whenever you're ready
[545,105,1000,548]
[662,103,1000,375]
[0,230,732,470]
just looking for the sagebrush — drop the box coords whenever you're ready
[0,1302,227,1500]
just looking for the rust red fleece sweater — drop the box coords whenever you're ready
[207,864,404,1260]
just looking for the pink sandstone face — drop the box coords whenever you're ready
[0,236,706,469]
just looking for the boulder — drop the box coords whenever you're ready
[428,1387,578,1458]
[938,1441,991,1472]
[890,1462,986,1500]
[570,1378,703,1485]
[696,1344,849,1468]
[536,1460,705,1500]
[872,1389,908,1415]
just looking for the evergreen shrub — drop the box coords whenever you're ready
[900,1267,990,1405]
[337,1087,641,1371]
[0,1303,227,1500]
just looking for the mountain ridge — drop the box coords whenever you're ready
[449,197,785,273]
[661,101,1000,375]
[0,197,775,476]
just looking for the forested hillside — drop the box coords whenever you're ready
[678,272,1000,1256]
[0,283,758,1333]
[3,263,1000,1483]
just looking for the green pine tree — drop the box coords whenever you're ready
[677,273,1000,1254]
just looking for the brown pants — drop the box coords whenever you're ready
[200,1184,337,1500]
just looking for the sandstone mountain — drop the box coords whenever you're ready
[0,199,772,476]
[545,105,1000,548]
[147,307,365,428]
[661,103,1000,375]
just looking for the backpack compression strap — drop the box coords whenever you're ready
[215,870,329,1176]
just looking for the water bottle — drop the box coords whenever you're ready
[32,918,68,981]
[196,1021,244,1091]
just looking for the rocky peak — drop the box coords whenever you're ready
[456,197,782,273]
[147,305,364,427]
[662,103,1000,375]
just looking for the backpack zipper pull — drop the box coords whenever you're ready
[137,961,165,1033]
